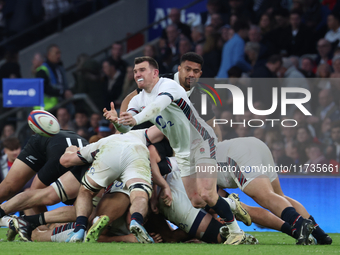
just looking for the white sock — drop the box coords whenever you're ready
[223,197,236,211]
[0,216,12,228]
[227,219,242,233]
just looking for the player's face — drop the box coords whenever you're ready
[178,60,202,90]
[134,61,158,91]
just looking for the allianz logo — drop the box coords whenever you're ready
[8,88,36,97]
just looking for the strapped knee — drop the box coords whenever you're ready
[128,182,153,199]
[81,175,101,193]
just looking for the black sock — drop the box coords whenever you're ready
[281,222,293,237]
[0,207,6,218]
[22,213,46,229]
[309,215,327,240]
[281,207,303,236]
[74,216,88,232]
[131,212,144,225]
[211,196,234,222]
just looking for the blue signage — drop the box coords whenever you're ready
[148,0,208,41]
[3,78,44,107]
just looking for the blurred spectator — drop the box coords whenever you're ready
[204,24,216,38]
[31,52,44,76]
[319,117,332,146]
[282,10,314,56]
[97,119,113,138]
[285,141,300,165]
[121,66,137,99]
[210,13,224,31]
[77,127,90,141]
[300,56,316,78]
[165,24,180,56]
[226,0,251,24]
[296,125,314,164]
[253,127,265,142]
[35,44,72,110]
[294,109,316,138]
[290,55,300,69]
[75,58,106,111]
[0,124,15,143]
[304,143,329,173]
[273,8,290,29]
[281,120,297,144]
[316,63,332,89]
[193,0,227,27]
[74,110,89,131]
[264,128,281,150]
[73,53,90,91]
[170,37,193,73]
[326,120,340,162]
[217,20,251,78]
[161,8,191,41]
[102,59,124,107]
[219,110,237,140]
[235,125,250,138]
[56,107,76,131]
[302,0,331,33]
[200,35,221,78]
[330,54,340,78]
[316,89,340,122]
[219,25,232,45]
[43,0,70,20]
[0,137,21,182]
[251,55,282,114]
[272,141,295,168]
[244,42,260,70]
[107,42,128,77]
[143,44,166,74]
[324,12,340,47]
[280,57,311,117]
[315,38,333,66]
[0,49,21,91]
[259,14,274,36]
[88,113,101,137]
[248,25,262,43]
[191,25,205,47]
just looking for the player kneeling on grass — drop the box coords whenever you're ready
[59,130,154,243]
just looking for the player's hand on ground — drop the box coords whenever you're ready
[150,233,163,243]
[119,112,136,126]
[161,186,172,207]
[103,102,118,124]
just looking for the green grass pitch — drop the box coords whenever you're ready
[0,228,339,255]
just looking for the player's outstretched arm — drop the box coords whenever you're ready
[60,146,85,168]
[104,102,132,133]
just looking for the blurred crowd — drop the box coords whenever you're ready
[1,0,340,176]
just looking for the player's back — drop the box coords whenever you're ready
[26,130,88,162]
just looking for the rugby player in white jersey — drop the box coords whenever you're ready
[58,129,154,243]
[104,56,245,244]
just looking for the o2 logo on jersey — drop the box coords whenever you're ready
[156,115,174,129]
[89,166,95,175]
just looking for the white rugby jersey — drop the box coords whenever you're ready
[128,77,216,157]
[78,129,148,163]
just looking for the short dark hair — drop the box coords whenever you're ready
[47,44,59,54]
[104,58,118,69]
[329,12,340,23]
[267,54,282,64]
[232,20,249,33]
[2,137,20,150]
[228,66,242,78]
[180,52,204,66]
[134,56,159,70]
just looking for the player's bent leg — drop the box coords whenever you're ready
[0,159,36,204]
[271,178,332,245]
[127,178,154,244]
[66,175,102,243]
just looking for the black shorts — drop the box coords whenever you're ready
[153,138,173,160]
[70,164,90,183]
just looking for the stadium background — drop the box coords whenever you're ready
[0,0,339,235]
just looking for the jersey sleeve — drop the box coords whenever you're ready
[77,142,100,164]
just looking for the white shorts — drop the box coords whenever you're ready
[158,170,201,233]
[105,180,130,197]
[178,138,217,177]
[86,142,151,188]
[216,137,278,191]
